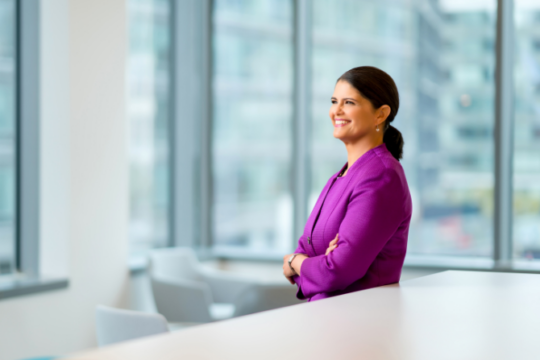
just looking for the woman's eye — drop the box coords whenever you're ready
[346,101,354,105]
[331,100,337,104]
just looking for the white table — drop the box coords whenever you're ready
[63,271,540,360]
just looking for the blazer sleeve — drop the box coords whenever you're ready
[293,235,307,255]
[295,167,406,298]
[291,235,308,287]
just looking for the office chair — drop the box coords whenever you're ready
[95,305,169,347]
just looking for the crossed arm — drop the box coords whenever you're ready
[281,168,406,296]
[282,234,339,285]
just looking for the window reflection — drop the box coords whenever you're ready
[127,0,171,256]
[513,0,540,260]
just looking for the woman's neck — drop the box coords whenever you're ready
[343,136,383,175]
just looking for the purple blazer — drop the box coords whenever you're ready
[293,143,412,301]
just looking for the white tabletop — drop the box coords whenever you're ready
[63,271,540,360]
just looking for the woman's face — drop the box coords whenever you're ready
[329,80,386,143]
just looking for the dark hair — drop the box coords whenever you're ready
[338,66,404,161]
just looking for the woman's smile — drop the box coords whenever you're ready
[334,118,351,127]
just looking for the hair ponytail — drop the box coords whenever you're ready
[338,66,404,161]
[383,124,404,160]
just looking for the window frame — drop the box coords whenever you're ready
[0,0,68,301]
[17,0,40,277]
[170,0,212,250]
[493,0,514,267]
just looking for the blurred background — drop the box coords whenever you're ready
[1,0,540,359]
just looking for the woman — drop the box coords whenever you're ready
[282,66,412,301]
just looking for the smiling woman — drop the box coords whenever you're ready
[282,66,412,301]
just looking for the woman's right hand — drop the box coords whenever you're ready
[325,234,339,255]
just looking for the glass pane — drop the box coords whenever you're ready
[311,0,496,259]
[0,0,16,274]
[127,0,171,256]
[212,0,294,255]
[513,1,540,261]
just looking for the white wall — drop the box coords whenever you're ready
[0,1,129,359]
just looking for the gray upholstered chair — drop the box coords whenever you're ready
[149,247,302,323]
[149,247,250,323]
[95,305,169,347]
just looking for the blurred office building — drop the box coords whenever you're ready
[210,0,499,261]
[513,0,540,260]
[127,0,172,257]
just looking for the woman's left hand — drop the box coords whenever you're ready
[283,254,297,284]
[283,253,308,284]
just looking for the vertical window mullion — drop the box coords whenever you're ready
[14,0,21,273]
[18,0,40,276]
[494,0,515,267]
[171,0,212,249]
[292,0,312,245]
[200,0,212,250]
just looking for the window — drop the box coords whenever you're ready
[212,0,294,255]
[310,0,496,260]
[131,0,540,271]
[513,0,540,260]
[127,0,172,256]
[0,0,16,275]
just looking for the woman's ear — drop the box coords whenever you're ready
[376,105,391,127]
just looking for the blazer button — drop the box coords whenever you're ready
[307,236,311,244]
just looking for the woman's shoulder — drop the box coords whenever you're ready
[352,145,402,174]
[373,143,403,171]
[350,147,408,191]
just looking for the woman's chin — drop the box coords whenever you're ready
[333,130,346,140]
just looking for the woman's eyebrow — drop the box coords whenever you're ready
[330,97,357,101]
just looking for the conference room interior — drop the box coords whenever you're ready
[1,0,540,359]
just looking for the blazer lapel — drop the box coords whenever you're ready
[307,148,379,236]
[306,164,345,236]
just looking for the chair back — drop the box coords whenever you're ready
[149,247,202,281]
[233,284,303,317]
[95,305,168,347]
[150,277,213,323]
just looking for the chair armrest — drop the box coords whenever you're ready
[199,268,254,304]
